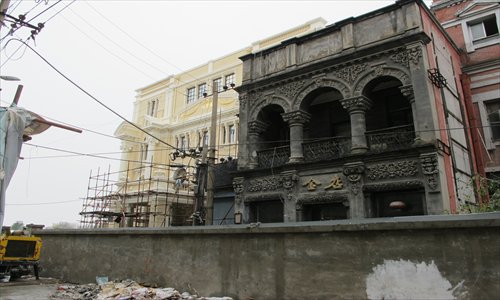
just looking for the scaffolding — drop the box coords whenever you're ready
[79,162,197,229]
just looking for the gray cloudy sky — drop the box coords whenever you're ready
[0,0,432,227]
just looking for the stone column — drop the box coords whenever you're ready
[232,177,246,223]
[343,162,366,218]
[248,120,268,169]
[281,171,299,222]
[340,96,373,154]
[399,85,421,144]
[281,110,311,163]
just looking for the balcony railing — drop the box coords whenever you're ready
[303,137,351,162]
[257,146,290,168]
[366,125,415,153]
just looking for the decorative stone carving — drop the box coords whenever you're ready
[399,85,415,103]
[372,64,385,77]
[297,191,349,204]
[248,120,268,134]
[281,171,298,201]
[233,177,244,204]
[390,47,422,67]
[421,153,439,190]
[325,175,344,190]
[334,63,367,84]
[366,161,418,180]
[340,95,373,112]
[363,180,424,192]
[248,177,282,193]
[343,163,365,195]
[281,110,311,125]
[303,179,321,191]
[276,80,305,99]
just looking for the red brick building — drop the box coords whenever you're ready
[432,0,500,200]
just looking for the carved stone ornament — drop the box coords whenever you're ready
[343,163,365,195]
[281,171,299,201]
[390,47,422,67]
[420,153,439,190]
[399,85,415,102]
[248,120,268,134]
[276,80,305,99]
[363,180,424,192]
[303,179,322,191]
[340,96,373,113]
[233,177,244,204]
[324,175,344,190]
[297,191,349,205]
[281,110,311,125]
[366,161,418,180]
[248,177,282,193]
[335,63,367,84]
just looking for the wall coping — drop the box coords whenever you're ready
[35,213,500,236]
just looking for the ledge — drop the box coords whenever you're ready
[34,212,500,236]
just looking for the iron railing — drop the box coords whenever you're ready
[303,137,351,162]
[366,125,415,153]
[257,146,290,168]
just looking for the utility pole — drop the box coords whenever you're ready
[205,81,218,225]
[0,1,11,35]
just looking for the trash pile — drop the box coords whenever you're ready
[50,279,233,300]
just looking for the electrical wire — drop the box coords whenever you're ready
[6,198,82,206]
[83,1,201,84]
[6,38,181,153]
[67,6,169,79]
[59,15,159,82]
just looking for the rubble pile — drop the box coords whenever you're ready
[50,279,233,300]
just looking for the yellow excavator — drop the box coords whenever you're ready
[0,225,43,281]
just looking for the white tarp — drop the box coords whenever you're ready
[0,106,35,228]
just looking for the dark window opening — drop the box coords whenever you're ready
[303,203,348,221]
[486,100,500,141]
[371,190,425,218]
[249,200,284,223]
[258,105,288,148]
[301,88,349,140]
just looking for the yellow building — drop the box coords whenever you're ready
[80,18,326,228]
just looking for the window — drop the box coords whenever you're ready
[222,126,227,144]
[224,73,235,88]
[180,136,187,150]
[214,78,223,92]
[187,87,195,104]
[469,15,499,41]
[198,83,207,99]
[486,100,500,142]
[142,144,148,161]
[203,131,209,146]
[229,124,236,143]
[147,99,157,117]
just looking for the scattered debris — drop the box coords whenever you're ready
[50,279,233,300]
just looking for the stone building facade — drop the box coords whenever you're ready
[233,0,478,223]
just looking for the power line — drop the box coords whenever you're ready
[59,15,160,82]
[67,6,169,79]
[6,38,180,153]
[6,198,82,206]
[83,1,200,84]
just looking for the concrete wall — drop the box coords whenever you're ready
[36,213,500,300]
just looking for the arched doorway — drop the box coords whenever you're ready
[255,104,289,168]
[299,87,350,161]
[363,76,415,152]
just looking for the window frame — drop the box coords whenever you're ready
[224,73,235,88]
[198,83,207,99]
[187,87,196,104]
[462,11,500,52]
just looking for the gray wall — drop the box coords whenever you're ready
[36,213,500,300]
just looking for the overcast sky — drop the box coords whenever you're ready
[0,0,433,228]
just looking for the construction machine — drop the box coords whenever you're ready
[0,225,43,281]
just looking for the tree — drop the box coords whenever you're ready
[10,221,24,230]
